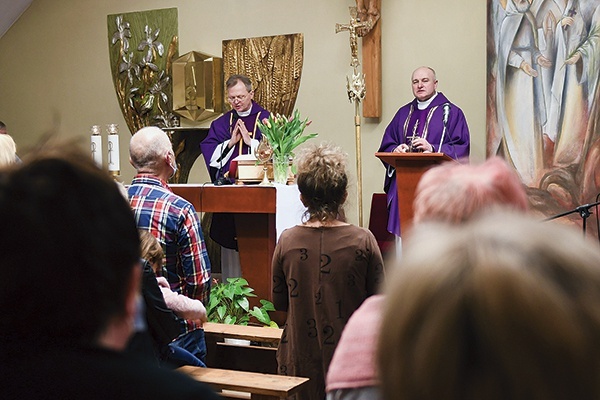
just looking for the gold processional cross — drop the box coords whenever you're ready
[336,6,372,227]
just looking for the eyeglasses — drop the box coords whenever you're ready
[227,92,251,103]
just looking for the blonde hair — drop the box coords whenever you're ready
[413,157,528,224]
[139,230,164,273]
[379,212,600,400]
[295,142,348,222]
[0,134,17,167]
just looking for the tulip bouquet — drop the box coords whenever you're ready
[257,110,318,183]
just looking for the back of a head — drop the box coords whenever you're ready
[295,142,348,221]
[379,212,600,400]
[0,142,140,347]
[139,229,164,271]
[129,126,171,171]
[0,134,17,167]
[413,157,528,224]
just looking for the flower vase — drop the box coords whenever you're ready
[273,154,290,184]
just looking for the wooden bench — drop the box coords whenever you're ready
[204,322,282,345]
[204,323,283,374]
[178,366,308,400]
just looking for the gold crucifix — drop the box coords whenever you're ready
[336,6,372,226]
[335,6,371,69]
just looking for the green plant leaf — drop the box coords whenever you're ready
[236,297,250,312]
[259,299,276,312]
[249,307,270,325]
[207,276,277,327]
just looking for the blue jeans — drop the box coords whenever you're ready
[166,343,206,367]
[170,328,207,367]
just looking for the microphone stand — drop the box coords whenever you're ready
[544,200,600,236]
[214,143,233,186]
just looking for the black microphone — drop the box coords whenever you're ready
[213,145,233,185]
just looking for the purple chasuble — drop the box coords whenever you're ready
[200,101,271,182]
[378,92,470,236]
[199,101,271,249]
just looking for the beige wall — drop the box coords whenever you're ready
[0,0,486,225]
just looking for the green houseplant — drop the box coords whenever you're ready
[207,277,278,328]
[257,110,318,184]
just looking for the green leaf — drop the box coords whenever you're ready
[236,297,250,312]
[207,276,277,326]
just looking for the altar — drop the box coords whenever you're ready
[171,184,304,309]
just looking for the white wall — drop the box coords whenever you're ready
[0,0,486,225]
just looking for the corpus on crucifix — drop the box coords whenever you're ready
[335,7,371,68]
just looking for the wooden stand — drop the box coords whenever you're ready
[375,153,453,233]
[171,185,276,306]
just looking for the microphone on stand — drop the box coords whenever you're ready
[213,113,240,185]
[438,103,450,153]
[544,200,600,237]
[214,145,233,185]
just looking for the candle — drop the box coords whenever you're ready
[106,124,120,175]
[90,125,102,167]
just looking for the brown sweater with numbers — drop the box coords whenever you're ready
[272,224,385,400]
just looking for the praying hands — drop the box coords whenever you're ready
[230,119,253,147]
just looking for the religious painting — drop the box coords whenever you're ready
[222,34,303,117]
[107,8,179,135]
[487,0,600,232]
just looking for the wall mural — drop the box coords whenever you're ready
[487,0,600,232]
[107,8,179,135]
[222,34,303,117]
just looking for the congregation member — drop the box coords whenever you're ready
[326,157,528,400]
[200,74,271,281]
[379,212,600,400]
[378,66,470,238]
[140,230,207,325]
[272,142,385,400]
[128,126,211,364]
[133,230,207,368]
[0,142,218,399]
[0,133,17,166]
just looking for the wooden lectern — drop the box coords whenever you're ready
[375,152,453,233]
[170,185,276,305]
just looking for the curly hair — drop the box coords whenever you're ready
[295,142,348,222]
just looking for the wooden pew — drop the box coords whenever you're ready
[178,366,308,400]
[204,322,282,374]
[204,322,282,345]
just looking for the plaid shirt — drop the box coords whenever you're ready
[128,174,211,333]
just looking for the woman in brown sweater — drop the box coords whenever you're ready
[272,142,385,400]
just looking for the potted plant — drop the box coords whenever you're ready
[207,277,278,328]
[257,110,318,184]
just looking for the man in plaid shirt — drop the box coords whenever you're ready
[128,126,211,364]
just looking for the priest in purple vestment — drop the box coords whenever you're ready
[201,75,271,184]
[200,75,271,279]
[378,66,470,237]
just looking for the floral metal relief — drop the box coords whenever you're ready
[107,8,179,135]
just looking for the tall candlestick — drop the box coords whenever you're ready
[106,124,120,176]
[90,125,102,167]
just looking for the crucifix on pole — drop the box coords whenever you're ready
[336,6,371,227]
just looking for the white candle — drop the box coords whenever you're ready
[106,124,120,174]
[90,125,102,167]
